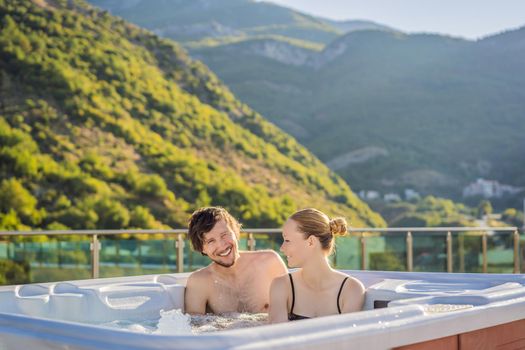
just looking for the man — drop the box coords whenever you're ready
[184,207,288,314]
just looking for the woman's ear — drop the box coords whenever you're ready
[307,235,315,246]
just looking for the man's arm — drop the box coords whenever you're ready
[184,272,208,315]
[269,275,289,323]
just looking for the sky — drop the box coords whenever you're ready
[265,0,525,40]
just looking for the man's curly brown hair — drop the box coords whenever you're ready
[188,207,241,254]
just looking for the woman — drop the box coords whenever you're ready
[269,208,365,323]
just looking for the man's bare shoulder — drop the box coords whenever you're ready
[187,266,214,284]
[241,250,287,277]
[185,266,212,315]
[242,250,284,264]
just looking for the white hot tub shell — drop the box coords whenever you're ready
[1,270,525,350]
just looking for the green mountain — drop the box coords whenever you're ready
[90,0,525,206]
[307,30,525,201]
[191,29,525,203]
[0,0,385,231]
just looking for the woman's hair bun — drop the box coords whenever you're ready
[329,217,347,236]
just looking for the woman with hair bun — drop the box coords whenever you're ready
[269,208,365,323]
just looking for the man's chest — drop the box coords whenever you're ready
[206,276,269,313]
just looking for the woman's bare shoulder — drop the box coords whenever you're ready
[335,272,365,292]
[342,275,365,305]
[338,273,365,312]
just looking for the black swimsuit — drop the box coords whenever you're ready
[288,273,349,321]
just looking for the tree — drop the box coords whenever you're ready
[370,252,404,271]
[136,174,168,198]
[502,208,523,227]
[0,209,30,230]
[0,260,30,285]
[56,206,98,230]
[0,178,44,225]
[94,198,130,229]
[477,200,493,219]
[129,206,163,229]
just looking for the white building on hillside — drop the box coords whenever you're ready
[463,178,523,198]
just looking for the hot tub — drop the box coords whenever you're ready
[1,270,525,350]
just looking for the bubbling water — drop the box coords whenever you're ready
[191,312,268,333]
[154,309,192,335]
[100,309,268,335]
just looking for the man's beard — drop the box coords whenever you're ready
[213,259,235,268]
[211,248,238,268]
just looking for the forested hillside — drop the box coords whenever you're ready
[0,0,385,231]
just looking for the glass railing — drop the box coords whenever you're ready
[0,227,521,285]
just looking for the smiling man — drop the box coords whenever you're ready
[184,207,288,314]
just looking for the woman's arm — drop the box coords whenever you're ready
[269,275,289,323]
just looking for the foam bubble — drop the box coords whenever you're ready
[154,309,193,335]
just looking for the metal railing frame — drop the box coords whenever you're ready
[0,227,520,278]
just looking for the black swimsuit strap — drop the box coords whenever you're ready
[337,277,349,314]
[288,273,296,314]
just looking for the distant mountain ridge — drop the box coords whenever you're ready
[320,18,395,34]
[89,0,395,48]
[0,0,385,231]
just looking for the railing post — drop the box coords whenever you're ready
[482,232,488,273]
[57,240,62,268]
[514,230,520,274]
[162,235,168,268]
[458,233,465,273]
[116,239,120,266]
[39,242,44,267]
[248,233,256,251]
[406,231,413,272]
[90,234,100,279]
[446,231,453,273]
[176,234,185,273]
[360,233,366,270]
[137,240,142,267]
